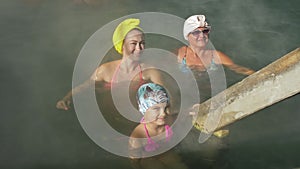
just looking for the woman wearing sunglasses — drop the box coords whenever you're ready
[178,15,254,75]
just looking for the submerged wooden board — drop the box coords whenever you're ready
[194,48,300,133]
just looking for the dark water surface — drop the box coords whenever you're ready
[1,0,299,168]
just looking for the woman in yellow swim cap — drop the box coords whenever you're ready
[56,18,164,110]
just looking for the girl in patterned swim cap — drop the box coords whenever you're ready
[129,83,189,169]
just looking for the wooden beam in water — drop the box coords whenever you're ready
[194,48,300,133]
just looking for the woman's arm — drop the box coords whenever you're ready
[145,68,164,86]
[56,66,105,110]
[217,51,255,75]
[56,79,94,110]
[226,64,255,75]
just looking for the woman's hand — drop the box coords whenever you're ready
[228,64,255,75]
[56,98,72,110]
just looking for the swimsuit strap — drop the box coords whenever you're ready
[111,63,143,86]
[184,46,188,59]
[184,46,216,64]
[182,46,188,64]
[179,46,189,72]
[141,118,173,152]
[110,62,121,86]
[143,123,152,142]
[208,50,218,71]
[140,118,153,143]
[143,122,160,152]
[165,125,173,142]
[142,122,172,143]
[138,64,144,86]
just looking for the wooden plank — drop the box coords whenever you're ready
[194,48,300,134]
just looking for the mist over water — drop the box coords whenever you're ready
[1,0,299,168]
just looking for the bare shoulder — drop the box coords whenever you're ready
[100,60,121,71]
[177,46,187,60]
[91,60,121,82]
[177,46,187,54]
[129,124,145,148]
[130,124,146,139]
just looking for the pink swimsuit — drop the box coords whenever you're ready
[142,122,173,152]
[104,63,146,89]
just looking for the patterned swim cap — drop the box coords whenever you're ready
[137,83,169,115]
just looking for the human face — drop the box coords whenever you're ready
[144,102,169,125]
[122,29,145,60]
[187,27,210,48]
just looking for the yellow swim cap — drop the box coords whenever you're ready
[112,18,143,54]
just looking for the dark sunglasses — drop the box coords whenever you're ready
[190,29,210,36]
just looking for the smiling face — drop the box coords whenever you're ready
[144,102,169,125]
[122,29,145,60]
[187,27,210,49]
